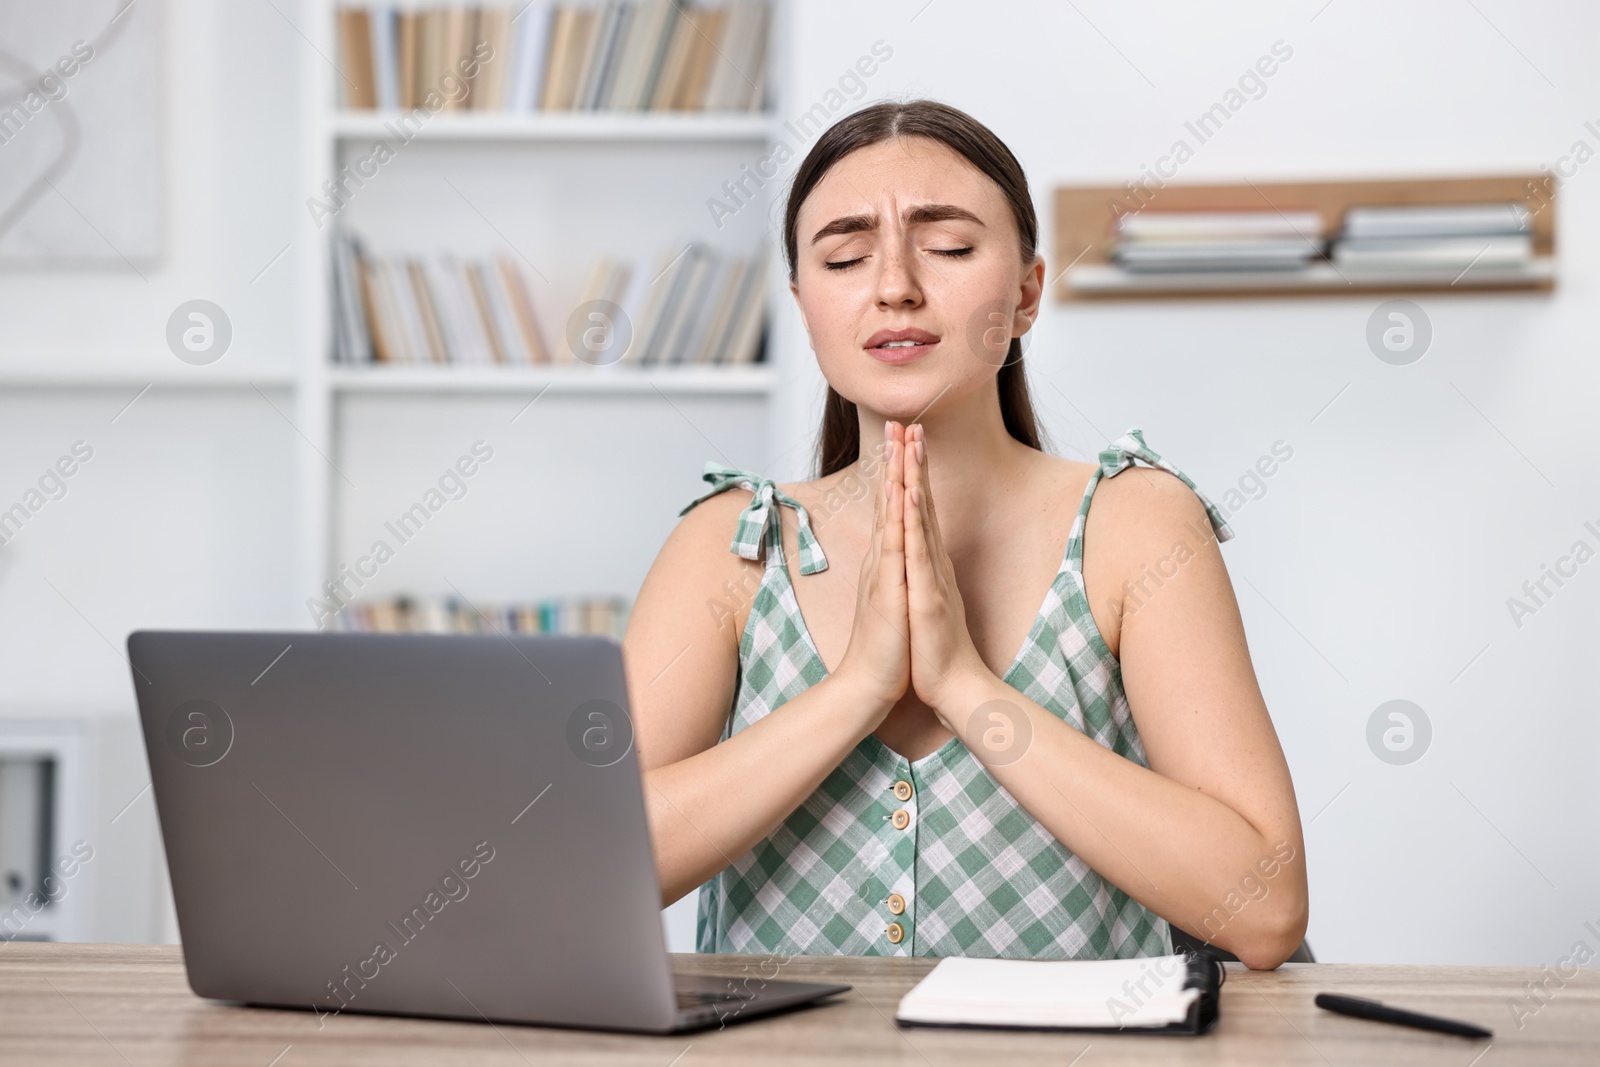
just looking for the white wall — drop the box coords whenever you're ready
[773,0,1599,964]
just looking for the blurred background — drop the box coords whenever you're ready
[0,0,1593,965]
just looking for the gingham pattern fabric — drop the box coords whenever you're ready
[680,463,830,576]
[680,429,1232,958]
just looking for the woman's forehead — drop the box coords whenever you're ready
[801,137,1003,222]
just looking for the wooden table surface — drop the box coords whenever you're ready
[1,944,1596,1065]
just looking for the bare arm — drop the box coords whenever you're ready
[627,436,916,905]
[1098,469,1308,968]
[902,434,1307,970]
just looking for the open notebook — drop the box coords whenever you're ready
[895,953,1224,1035]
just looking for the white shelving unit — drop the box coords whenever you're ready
[328,364,775,394]
[299,0,791,602]
[330,110,776,141]
[302,3,793,956]
[0,368,301,390]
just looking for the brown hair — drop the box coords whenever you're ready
[783,99,1049,478]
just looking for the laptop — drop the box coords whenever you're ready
[126,630,850,1033]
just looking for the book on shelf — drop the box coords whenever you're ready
[337,7,378,108]
[1111,210,1324,274]
[1339,201,1530,240]
[331,593,631,639]
[331,230,769,367]
[627,243,767,366]
[1332,201,1536,271]
[336,1,771,114]
[1332,234,1533,270]
[1115,210,1323,242]
[369,6,400,107]
[1114,238,1323,273]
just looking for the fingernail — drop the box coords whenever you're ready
[914,440,924,465]
[884,421,892,440]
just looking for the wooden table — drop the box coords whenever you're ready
[2,944,1596,1064]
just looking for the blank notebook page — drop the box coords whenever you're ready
[896,955,1200,1029]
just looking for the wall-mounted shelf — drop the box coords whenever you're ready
[1053,174,1556,301]
[330,111,777,142]
[1063,258,1556,297]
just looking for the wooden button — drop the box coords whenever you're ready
[893,780,913,801]
[887,893,905,915]
[886,922,904,944]
[890,809,910,830]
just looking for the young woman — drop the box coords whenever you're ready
[624,100,1308,970]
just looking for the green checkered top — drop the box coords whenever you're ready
[677,429,1234,958]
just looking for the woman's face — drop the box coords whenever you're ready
[790,135,1042,420]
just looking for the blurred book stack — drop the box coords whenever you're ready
[1111,211,1326,273]
[331,231,768,366]
[616,242,768,366]
[335,1,772,112]
[331,593,630,639]
[331,233,548,364]
[1331,202,1533,274]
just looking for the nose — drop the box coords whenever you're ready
[873,237,922,309]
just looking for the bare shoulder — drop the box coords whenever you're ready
[1081,463,1223,658]
[1085,463,1215,549]
[627,489,764,671]
[644,487,764,638]
[661,485,750,559]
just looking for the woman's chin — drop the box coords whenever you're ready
[843,381,970,422]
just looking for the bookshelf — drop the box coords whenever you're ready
[299,0,790,613]
[330,111,775,140]
[1053,174,1557,301]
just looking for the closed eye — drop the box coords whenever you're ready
[822,247,974,271]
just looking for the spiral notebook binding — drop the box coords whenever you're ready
[1096,950,1223,1036]
[1059,950,1224,1036]
[1176,949,1225,1035]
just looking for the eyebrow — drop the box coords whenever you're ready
[809,203,986,245]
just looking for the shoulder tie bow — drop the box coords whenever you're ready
[679,463,830,575]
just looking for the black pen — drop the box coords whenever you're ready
[1315,993,1493,1039]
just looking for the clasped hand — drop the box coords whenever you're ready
[835,420,993,724]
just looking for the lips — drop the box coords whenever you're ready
[864,327,940,363]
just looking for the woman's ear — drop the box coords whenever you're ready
[790,280,815,349]
[1014,255,1045,335]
